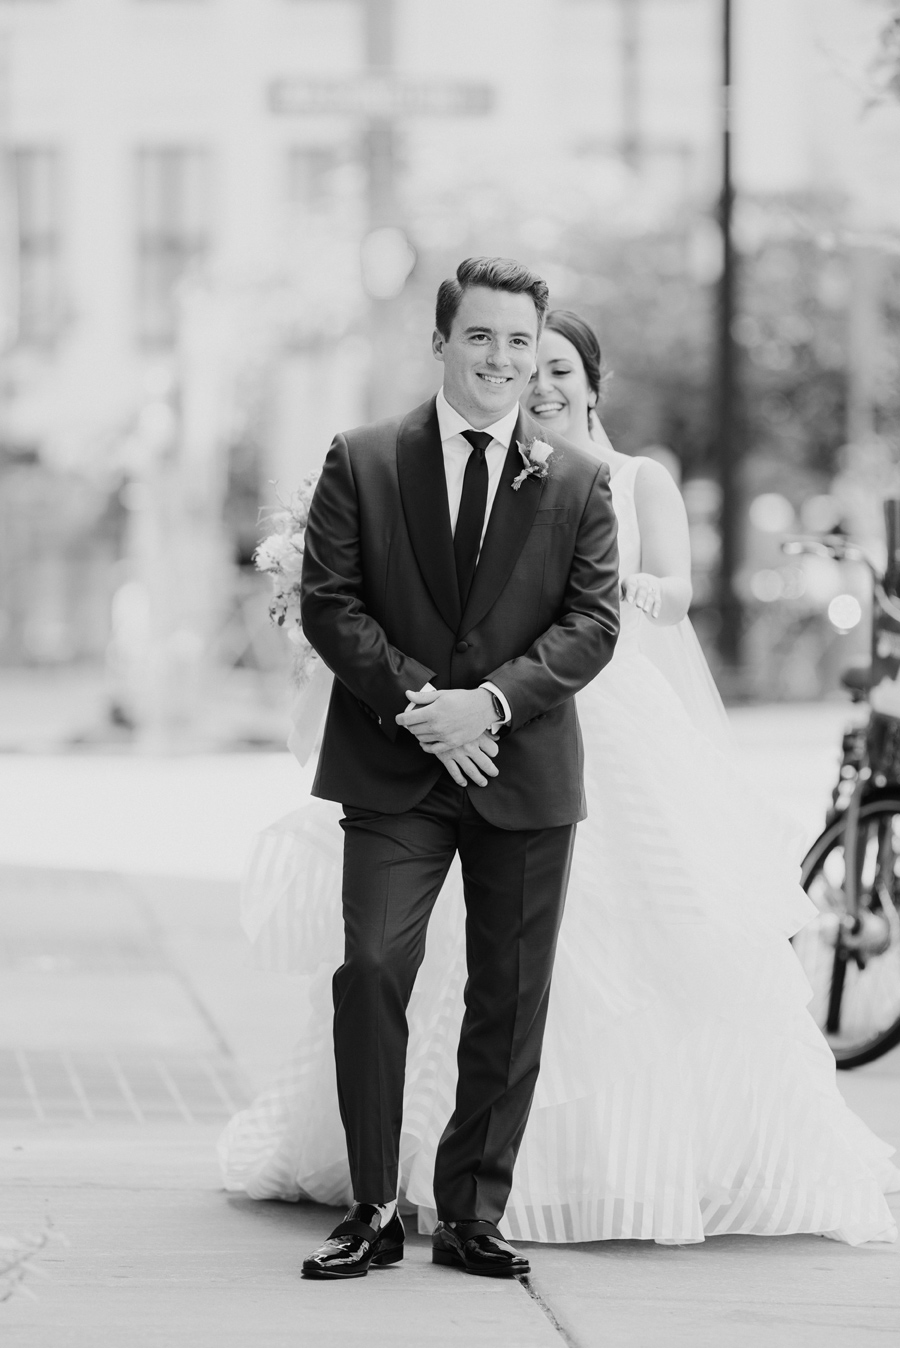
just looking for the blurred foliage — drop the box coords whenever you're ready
[364,193,863,502]
[881,257,900,437]
[564,200,855,492]
[224,434,266,570]
[873,1,900,103]
[0,459,125,665]
[0,1217,66,1304]
[567,229,715,468]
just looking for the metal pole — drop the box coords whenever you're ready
[847,244,883,447]
[362,0,397,421]
[885,499,900,598]
[619,0,641,168]
[716,0,741,671]
[0,31,19,356]
[364,0,395,227]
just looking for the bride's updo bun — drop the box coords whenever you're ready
[544,309,604,428]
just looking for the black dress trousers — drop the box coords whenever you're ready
[334,773,576,1221]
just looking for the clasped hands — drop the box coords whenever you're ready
[396,687,499,788]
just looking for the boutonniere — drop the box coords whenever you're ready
[511,438,555,491]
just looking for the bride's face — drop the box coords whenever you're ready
[524,329,594,439]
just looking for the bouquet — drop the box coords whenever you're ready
[255,470,322,686]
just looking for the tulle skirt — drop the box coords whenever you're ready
[218,646,900,1245]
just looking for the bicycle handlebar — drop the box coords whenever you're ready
[782,535,900,626]
[782,535,878,573]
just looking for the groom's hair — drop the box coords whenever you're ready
[435,257,549,339]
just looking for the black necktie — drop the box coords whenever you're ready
[454,430,493,608]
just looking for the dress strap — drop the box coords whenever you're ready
[610,454,645,495]
[609,455,646,512]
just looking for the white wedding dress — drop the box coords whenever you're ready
[219,455,900,1246]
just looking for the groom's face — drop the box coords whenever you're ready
[433,285,539,429]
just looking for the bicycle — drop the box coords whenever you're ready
[784,511,900,1068]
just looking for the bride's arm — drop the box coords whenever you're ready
[623,459,692,627]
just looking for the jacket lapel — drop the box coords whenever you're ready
[397,397,461,632]
[460,410,542,635]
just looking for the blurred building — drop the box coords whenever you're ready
[0,0,723,482]
[0,1,894,463]
[0,0,897,697]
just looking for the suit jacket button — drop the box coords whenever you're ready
[455,640,469,653]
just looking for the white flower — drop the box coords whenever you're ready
[256,529,306,576]
[255,534,292,572]
[288,470,321,527]
[280,547,304,579]
[512,437,556,491]
[259,470,322,652]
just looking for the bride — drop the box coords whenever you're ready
[220,309,899,1246]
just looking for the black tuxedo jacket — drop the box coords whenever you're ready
[299,397,620,829]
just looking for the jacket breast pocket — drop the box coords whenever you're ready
[532,507,570,527]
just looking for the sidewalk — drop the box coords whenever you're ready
[2,863,899,1348]
[2,706,900,1346]
[0,866,565,1347]
[0,701,854,884]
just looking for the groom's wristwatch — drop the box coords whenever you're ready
[481,683,510,733]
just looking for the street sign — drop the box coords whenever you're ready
[269,73,494,119]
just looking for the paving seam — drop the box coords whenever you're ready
[0,1049,246,1124]
[517,1273,581,1346]
[129,878,241,1067]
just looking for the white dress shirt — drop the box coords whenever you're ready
[412,387,518,730]
[435,387,520,556]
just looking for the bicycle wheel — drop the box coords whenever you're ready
[796,796,900,1068]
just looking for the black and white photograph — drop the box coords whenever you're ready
[2,2,900,1344]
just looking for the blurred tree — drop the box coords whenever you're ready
[561,200,855,490]
[0,459,125,666]
[872,2,900,103]
[362,194,882,500]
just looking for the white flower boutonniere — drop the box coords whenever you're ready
[511,437,555,491]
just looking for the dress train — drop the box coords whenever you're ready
[219,456,900,1245]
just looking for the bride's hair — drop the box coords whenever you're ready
[544,309,607,428]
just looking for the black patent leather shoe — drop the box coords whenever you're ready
[301,1205,405,1280]
[432,1220,530,1277]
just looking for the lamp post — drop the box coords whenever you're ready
[619,0,641,168]
[715,0,742,673]
[361,0,403,422]
[363,0,396,231]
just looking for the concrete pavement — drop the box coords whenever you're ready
[2,1128,564,1348]
[0,700,857,884]
[0,867,565,1346]
[2,705,900,1346]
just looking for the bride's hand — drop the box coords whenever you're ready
[621,572,661,619]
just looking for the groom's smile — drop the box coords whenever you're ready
[433,285,539,429]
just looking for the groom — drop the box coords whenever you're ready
[299,257,620,1279]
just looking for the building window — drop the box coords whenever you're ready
[14,147,63,346]
[287,146,338,213]
[136,147,211,347]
